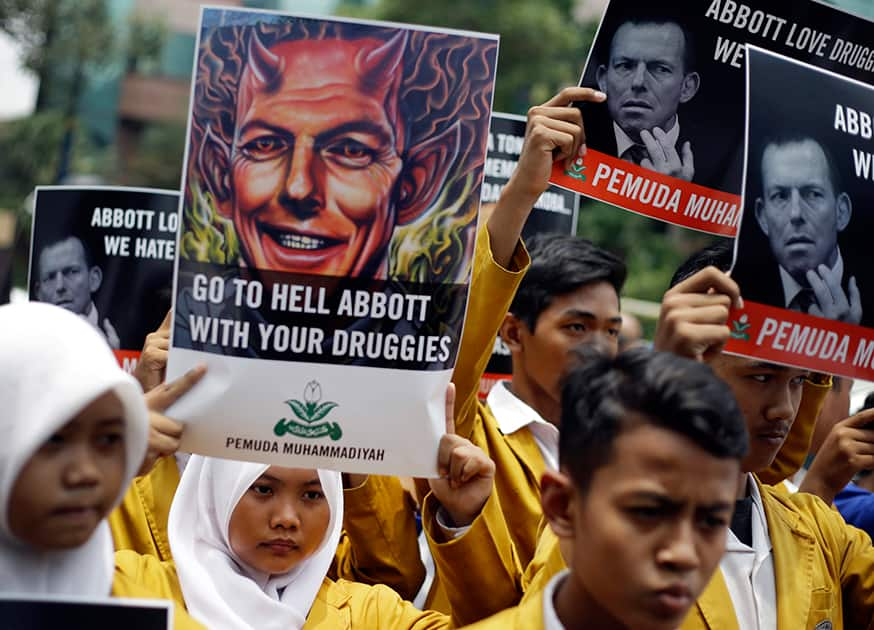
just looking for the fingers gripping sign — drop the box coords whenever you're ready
[511,87,606,203]
[429,383,496,527]
[134,309,172,393]
[138,364,207,476]
[654,266,743,362]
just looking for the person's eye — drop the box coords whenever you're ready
[565,323,586,333]
[323,139,377,168]
[303,490,325,502]
[790,375,806,387]
[46,432,66,446]
[250,484,273,496]
[96,432,123,448]
[803,190,824,203]
[651,64,672,75]
[240,135,288,160]
[749,374,771,384]
[697,514,728,531]
[629,506,662,520]
[607,327,621,338]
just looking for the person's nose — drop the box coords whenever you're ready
[630,62,647,89]
[657,520,700,573]
[765,384,796,424]
[788,189,805,224]
[270,500,301,530]
[62,446,101,489]
[285,141,318,199]
[52,273,67,295]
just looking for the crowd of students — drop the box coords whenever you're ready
[4,84,874,629]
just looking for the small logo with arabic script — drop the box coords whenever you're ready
[274,381,342,441]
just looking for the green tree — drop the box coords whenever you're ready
[337,0,596,113]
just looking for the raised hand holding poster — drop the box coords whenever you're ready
[166,7,498,475]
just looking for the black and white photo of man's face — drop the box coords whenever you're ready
[37,237,102,316]
[597,21,700,142]
[754,139,852,284]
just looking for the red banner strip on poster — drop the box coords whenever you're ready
[549,149,742,237]
[113,349,142,374]
[724,301,874,381]
[478,372,511,400]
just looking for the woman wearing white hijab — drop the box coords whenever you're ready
[165,456,451,629]
[0,302,149,596]
[0,302,205,629]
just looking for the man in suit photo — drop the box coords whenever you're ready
[752,132,868,327]
[594,14,700,183]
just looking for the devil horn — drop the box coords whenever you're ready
[246,30,284,87]
[357,31,407,87]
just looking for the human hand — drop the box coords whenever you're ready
[428,383,495,527]
[134,310,171,393]
[507,86,605,204]
[807,267,862,325]
[654,266,742,362]
[799,407,874,504]
[639,129,694,182]
[138,364,206,476]
[103,318,121,350]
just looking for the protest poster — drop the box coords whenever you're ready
[549,0,874,236]
[0,595,171,629]
[479,113,579,398]
[27,187,178,372]
[726,46,874,381]
[165,7,499,476]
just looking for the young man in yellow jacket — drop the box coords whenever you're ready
[465,349,749,629]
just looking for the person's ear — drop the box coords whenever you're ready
[395,122,461,225]
[88,265,102,294]
[836,192,852,232]
[198,124,234,218]
[754,198,770,237]
[499,312,527,354]
[596,64,608,94]
[679,72,700,103]
[541,469,576,539]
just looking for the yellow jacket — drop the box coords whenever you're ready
[681,480,874,630]
[109,454,179,560]
[115,549,450,629]
[459,584,546,629]
[112,550,205,629]
[421,225,536,556]
[331,475,425,601]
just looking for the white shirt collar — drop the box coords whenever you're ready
[779,248,844,308]
[487,379,549,436]
[486,380,559,470]
[614,117,681,159]
[542,569,571,630]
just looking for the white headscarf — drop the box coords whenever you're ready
[0,302,149,595]
[169,456,343,630]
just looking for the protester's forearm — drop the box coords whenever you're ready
[486,178,539,269]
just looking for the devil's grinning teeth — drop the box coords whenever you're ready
[275,233,326,250]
